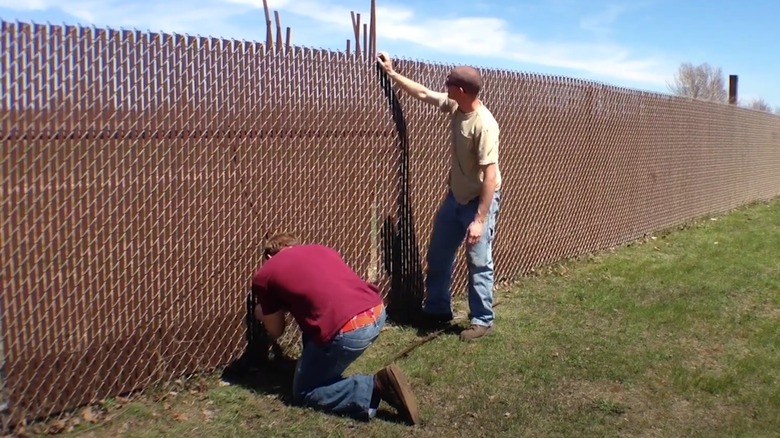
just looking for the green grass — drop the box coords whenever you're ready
[44,199,780,437]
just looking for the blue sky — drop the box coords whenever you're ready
[2,0,778,107]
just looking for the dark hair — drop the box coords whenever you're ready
[445,66,484,95]
[262,233,299,258]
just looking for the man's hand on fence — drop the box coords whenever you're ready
[377,51,394,74]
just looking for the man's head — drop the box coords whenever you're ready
[445,66,483,99]
[262,232,299,260]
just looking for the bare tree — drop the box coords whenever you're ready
[667,62,727,103]
[745,98,773,112]
[775,106,780,115]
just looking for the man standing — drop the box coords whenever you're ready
[376,52,502,342]
[251,233,420,424]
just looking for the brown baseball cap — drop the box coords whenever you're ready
[445,66,484,95]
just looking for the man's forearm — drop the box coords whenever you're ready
[475,171,497,223]
[387,70,433,101]
[254,304,287,340]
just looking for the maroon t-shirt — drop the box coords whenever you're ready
[251,244,383,345]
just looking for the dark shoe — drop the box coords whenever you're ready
[374,364,421,425]
[459,324,493,342]
[415,311,453,330]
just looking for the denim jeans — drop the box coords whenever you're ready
[424,190,501,327]
[292,308,386,419]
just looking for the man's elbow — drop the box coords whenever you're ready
[264,319,285,340]
[482,164,498,185]
[420,90,445,106]
[259,311,286,340]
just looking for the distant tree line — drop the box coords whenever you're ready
[667,62,779,115]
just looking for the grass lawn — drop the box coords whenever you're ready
[25,199,780,437]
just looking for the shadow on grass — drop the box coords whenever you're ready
[219,293,411,426]
[219,292,298,403]
[413,322,465,339]
[220,348,297,403]
[220,349,409,426]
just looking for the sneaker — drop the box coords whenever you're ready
[374,364,421,425]
[459,324,493,342]
[415,311,453,330]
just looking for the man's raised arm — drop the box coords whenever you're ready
[376,51,446,106]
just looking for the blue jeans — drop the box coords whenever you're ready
[424,190,501,327]
[292,309,386,419]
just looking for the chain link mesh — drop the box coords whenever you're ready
[2,20,780,425]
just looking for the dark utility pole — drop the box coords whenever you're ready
[729,75,738,104]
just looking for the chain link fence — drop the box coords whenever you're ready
[2,20,780,426]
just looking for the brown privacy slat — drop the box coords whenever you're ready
[3,20,780,425]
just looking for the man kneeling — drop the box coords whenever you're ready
[251,233,420,424]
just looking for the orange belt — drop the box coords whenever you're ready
[339,303,384,334]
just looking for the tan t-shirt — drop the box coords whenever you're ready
[438,94,502,205]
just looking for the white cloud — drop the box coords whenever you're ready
[580,5,626,34]
[1,0,260,38]
[239,0,671,85]
[367,3,668,85]
[0,0,53,8]
[222,0,290,7]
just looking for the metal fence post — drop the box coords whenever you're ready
[729,74,738,104]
